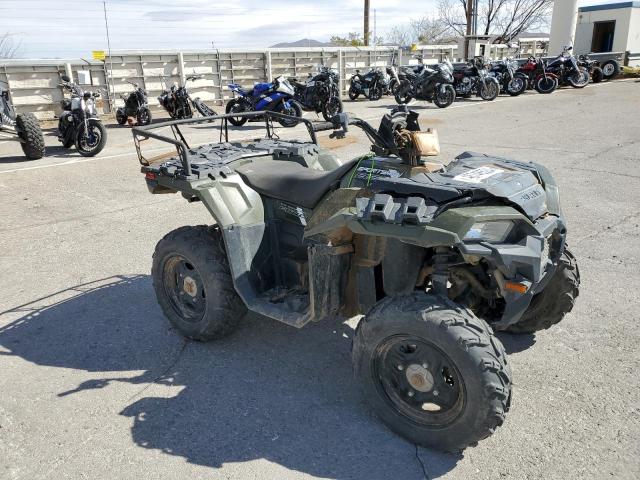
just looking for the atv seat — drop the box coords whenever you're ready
[236,159,358,209]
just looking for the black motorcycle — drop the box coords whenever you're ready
[453,57,500,100]
[158,75,217,119]
[489,58,528,96]
[394,59,456,108]
[291,66,343,121]
[348,67,389,101]
[116,81,152,126]
[545,46,590,88]
[57,75,107,157]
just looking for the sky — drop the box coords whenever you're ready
[0,0,621,59]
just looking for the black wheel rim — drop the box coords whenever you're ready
[436,89,452,105]
[509,77,524,93]
[162,255,206,323]
[139,110,150,124]
[373,335,465,426]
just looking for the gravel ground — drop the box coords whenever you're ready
[0,79,639,480]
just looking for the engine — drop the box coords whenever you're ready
[455,77,473,95]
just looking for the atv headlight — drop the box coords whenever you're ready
[463,221,514,242]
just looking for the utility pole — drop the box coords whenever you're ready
[103,0,115,113]
[364,0,370,46]
[464,0,473,59]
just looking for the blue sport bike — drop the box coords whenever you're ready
[225,76,302,127]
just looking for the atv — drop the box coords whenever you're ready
[0,88,46,160]
[132,107,580,451]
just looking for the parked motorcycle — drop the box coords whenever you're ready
[489,45,528,96]
[348,67,389,101]
[517,56,558,94]
[291,66,342,122]
[225,75,302,127]
[116,80,152,126]
[453,57,500,100]
[57,75,107,157]
[577,54,604,83]
[545,46,590,88]
[394,59,456,108]
[158,75,217,119]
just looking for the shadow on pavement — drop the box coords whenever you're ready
[0,275,461,479]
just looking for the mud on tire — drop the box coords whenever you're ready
[503,249,580,334]
[16,113,45,160]
[352,293,512,452]
[152,225,247,341]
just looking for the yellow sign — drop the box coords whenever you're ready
[92,50,106,61]
[410,44,418,51]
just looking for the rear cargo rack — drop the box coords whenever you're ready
[131,111,325,176]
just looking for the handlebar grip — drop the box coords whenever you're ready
[311,121,336,132]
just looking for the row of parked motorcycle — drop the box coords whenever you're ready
[1,44,622,161]
[348,45,621,109]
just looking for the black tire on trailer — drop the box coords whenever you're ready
[352,293,512,452]
[591,67,604,83]
[192,97,217,117]
[152,225,247,341]
[15,113,45,160]
[601,59,621,79]
[502,249,580,334]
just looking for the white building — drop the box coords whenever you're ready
[574,1,640,60]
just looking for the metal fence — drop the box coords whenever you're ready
[0,42,553,121]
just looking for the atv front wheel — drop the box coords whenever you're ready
[152,225,247,341]
[352,293,512,452]
[502,249,580,334]
[16,113,45,160]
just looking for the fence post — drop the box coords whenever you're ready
[338,49,344,97]
[177,51,186,85]
[265,50,273,82]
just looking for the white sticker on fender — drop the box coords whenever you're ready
[453,166,504,183]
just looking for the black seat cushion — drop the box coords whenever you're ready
[236,159,358,209]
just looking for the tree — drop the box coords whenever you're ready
[330,32,384,47]
[386,17,456,46]
[437,0,552,42]
[0,33,21,59]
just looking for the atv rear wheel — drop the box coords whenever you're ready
[16,113,45,160]
[502,249,580,334]
[352,293,512,452]
[152,225,247,341]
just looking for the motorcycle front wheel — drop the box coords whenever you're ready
[277,100,302,127]
[479,80,499,100]
[506,75,527,96]
[567,67,590,88]
[75,119,107,157]
[368,85,383,101]
[348,86,360,101]
[535,76,557,94]
[322,96,343,122]
[433,85,455,108]
[137,107,152,126]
